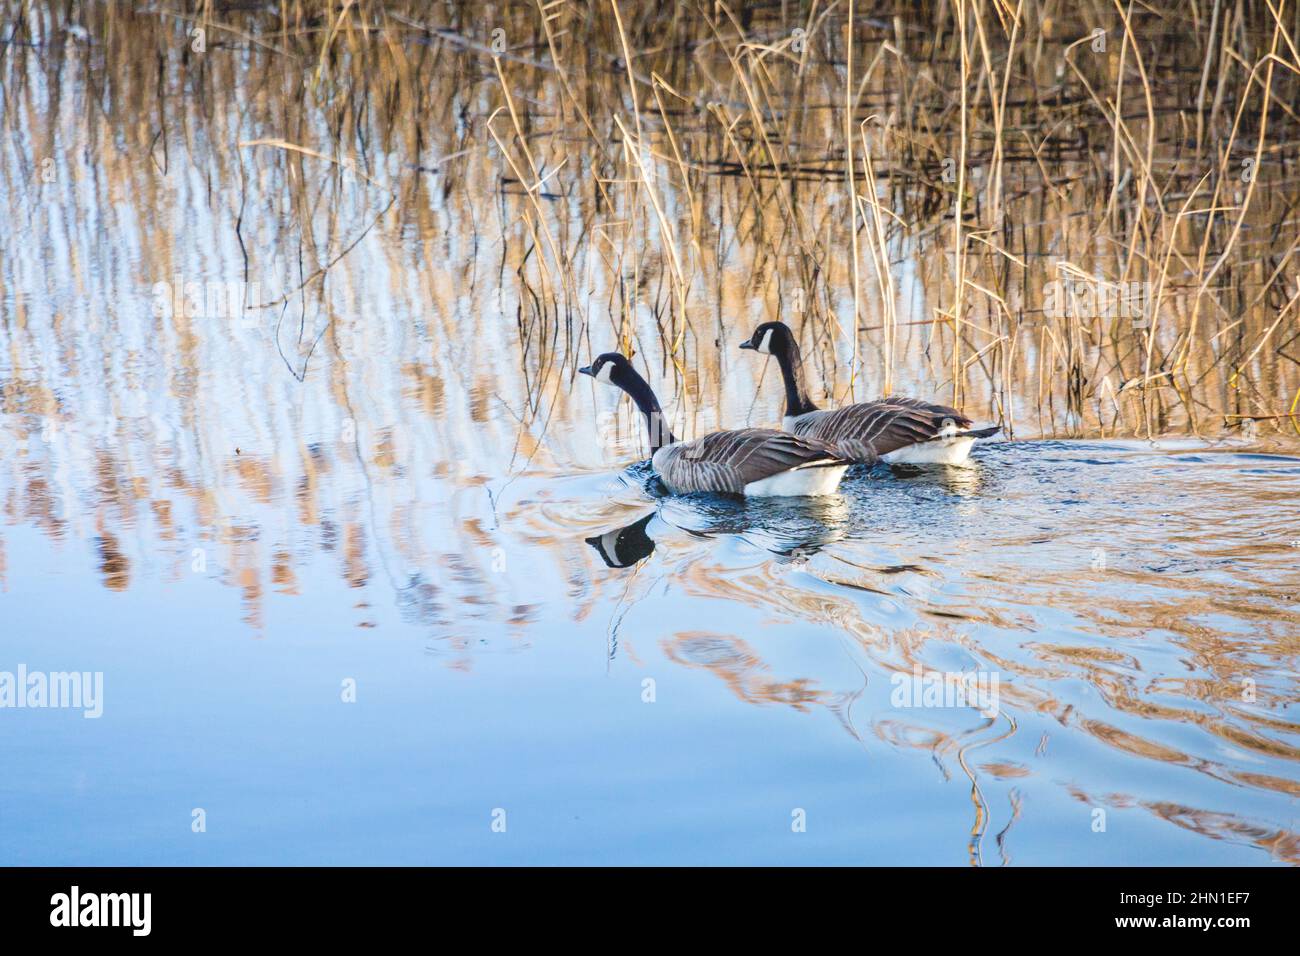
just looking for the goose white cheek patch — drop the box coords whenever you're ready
[595,362,615,384]
[757,329,774,354]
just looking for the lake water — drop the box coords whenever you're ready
[3,430,1299,864]
[1,7,1297,866]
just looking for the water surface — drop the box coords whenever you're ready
[3,431,1298,864]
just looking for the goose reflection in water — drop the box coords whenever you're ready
[584,494,851,571]
[585,513,657,568]
[875,458,990,495]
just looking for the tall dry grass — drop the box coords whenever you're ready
[3,0,1299,439]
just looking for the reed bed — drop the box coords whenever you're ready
[3,0,1299,439]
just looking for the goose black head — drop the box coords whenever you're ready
[739,320,818,417]
[578,352,637,388]
[740,321,795,357]
[579,351,673,449]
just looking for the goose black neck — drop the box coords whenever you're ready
[774,337,819,418]
[617,367,678,453]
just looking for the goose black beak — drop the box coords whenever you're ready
[578,365,593,376]
[738,341,755,350]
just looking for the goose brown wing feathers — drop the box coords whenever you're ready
[654,428,844,494]
[791,401,972,463]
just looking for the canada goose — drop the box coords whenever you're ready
[579,352,850,496]
[585,500,846,569]
[740,321,999,465]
